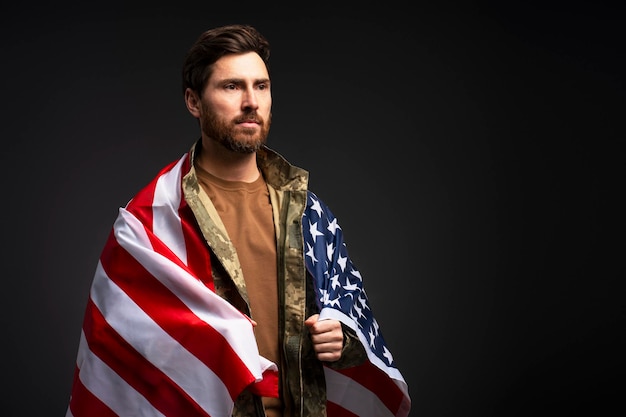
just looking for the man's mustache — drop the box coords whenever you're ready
[234,112,263,124]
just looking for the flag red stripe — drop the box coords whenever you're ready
[333,361,407,415]
[100,232,256,398]
[326,400,360,417]
[83,298,208,416]
[247,368,279,398]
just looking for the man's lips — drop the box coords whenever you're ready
[236,119,260,127]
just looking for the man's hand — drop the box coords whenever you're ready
[304,314,344,362]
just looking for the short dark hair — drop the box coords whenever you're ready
[182,24,271,95]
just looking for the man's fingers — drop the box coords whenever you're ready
[304,314,319,327]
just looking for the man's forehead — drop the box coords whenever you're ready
[212,52,269,80]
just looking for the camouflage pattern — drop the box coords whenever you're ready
[182,141,366,416]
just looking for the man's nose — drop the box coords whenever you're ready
[242,88,258,109]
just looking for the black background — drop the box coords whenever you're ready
[1,2,624,416]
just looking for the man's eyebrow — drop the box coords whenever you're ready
[219,77,270,84]
[252,78,271,85]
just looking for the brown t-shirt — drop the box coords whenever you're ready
[195,166,282,416]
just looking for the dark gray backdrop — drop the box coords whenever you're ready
[1,3,623,416]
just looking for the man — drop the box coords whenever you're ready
[66,24,411,417]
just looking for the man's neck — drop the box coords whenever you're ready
[196,138,260,183]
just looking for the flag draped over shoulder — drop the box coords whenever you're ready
[66,154,277,417]
[66,151,411,417]
[303,193,411,417]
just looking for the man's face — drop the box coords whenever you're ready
[198,52,272,153]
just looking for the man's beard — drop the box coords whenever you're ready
[200,106,271,154]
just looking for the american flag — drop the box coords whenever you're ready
[303,192,411,417]
[66,152,411,416]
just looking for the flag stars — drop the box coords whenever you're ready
[310,198,323,218]
[343,277,358,291]
[382,346,394,365]
[326,242,335,261]
[303,193,403,387]
[353,303,365,319]
[318,288,326,300]
[328,296,341,307]
[368,328,377,348]
[327,217,341,235]
[349,310,363,328]
[305,242,318,264]
[330,274,341,290]
[337,254,347,272]
[308,220,324,243]
[357,294,370,311]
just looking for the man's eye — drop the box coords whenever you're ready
[224,84,237,90]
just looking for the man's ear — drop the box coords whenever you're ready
[184,88,201,118]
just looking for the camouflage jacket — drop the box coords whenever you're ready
[181,141,366,417]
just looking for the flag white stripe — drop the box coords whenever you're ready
[324,366,395,417]
[152,156,187,263]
